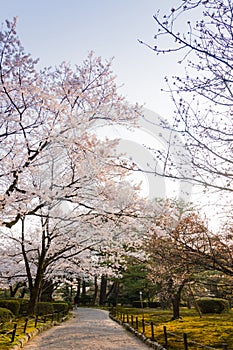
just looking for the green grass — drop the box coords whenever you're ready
[115,307,233,350]
[0,315,57,350]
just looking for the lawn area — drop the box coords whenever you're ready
[0,315,57,350]
[114,307,233,350]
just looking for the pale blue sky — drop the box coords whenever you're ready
[1,0,179,118]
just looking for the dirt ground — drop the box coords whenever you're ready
[23,307,150,349]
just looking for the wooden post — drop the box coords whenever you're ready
[142,317,145,333]
[163,325,168,347]
[136,316,139,330]
[151,321,155,341]
[35,315,38,328]
[23,318,28,333]
[131,315,134,326]
[127,314,129,323]
[11,324,17,343]
[183,333,188,350]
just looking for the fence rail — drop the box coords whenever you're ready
[111,310,228,350]
[0,310,66,343]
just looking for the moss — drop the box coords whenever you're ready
[116,307,233,350]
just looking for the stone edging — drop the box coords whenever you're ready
[109,313,167,350]
[9,315,69,350]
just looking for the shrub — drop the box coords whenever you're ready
[132,301,148,308]
[0,300,20,316]
[18,299,29,315]
[36,302,54,316]
[79,294,93,306]
[52,302,69,314]
[0,307,14,323]
[148,301,161,308]
[196,298,230,314]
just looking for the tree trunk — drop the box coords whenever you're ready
[10,281,25,297]
[171,293,181,319]
[171,281,186,320]
[77,278,81,298]
[99,275,107,306]
[40,279,54,302]
[82,279,86,296]
[110,280,120,306]
[28,285,40,315]
[92,275,98,305]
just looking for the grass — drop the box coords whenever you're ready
[0,315,57,350]
[115,307,233,350]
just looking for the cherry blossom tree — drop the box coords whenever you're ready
[140,1,233,204]
[145,198,233,318]
[145,199,209,319]
[0,18,141,227]
[0,18,144,314]
[0,178,146,314]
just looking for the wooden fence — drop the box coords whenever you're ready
[0,310,66,343]
[111,310,228,350]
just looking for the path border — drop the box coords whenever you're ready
[109,313,167,350]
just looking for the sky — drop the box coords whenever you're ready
[1,0,177,118]
[1,1,190,201]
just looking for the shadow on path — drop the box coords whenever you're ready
[24,307,150,349]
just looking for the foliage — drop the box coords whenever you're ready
[141,0,233,197]
[116,307,233,350]
[18,299,29,316]
[118,259,156,305]
[132,301,148,308]
[0,300,20,316]
[52,302,69,313]
[36,302,54,316]
[0,17,144,315]
[144,199,208,318]
[0,308,13,323]
[78,294,93,306]
[196,298,230,314]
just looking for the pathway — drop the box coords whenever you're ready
[23,307,151,349]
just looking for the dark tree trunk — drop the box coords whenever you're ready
[109,280,120,306]
[82,279,86,296]
[40,279,54,302]
[77,278,81,298]
[92,275,98,305]
[171,294,181,319]
[99,275,107,306]
[9,281,26,298]
[28,286,40,315]
[171,280,187,320]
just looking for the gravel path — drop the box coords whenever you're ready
[23,307,150,349]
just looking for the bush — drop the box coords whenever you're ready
[196,298,230,314]
[36,302,54,316]
[18,299,29,315]
[52,302,69,314]
[132,301,148,308]
[0,300,20,316]
[79,294,93,306]
[0,307,14,323]
[148,301,161,308]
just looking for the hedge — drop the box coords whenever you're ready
[132,301,148,308]
[0,307,14,323]
[36,302,54,316]
[18,299,29,315]
[196,298,230,314]
[148,301,161,308]
[0,300,20,316]
[52,302,69,313]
